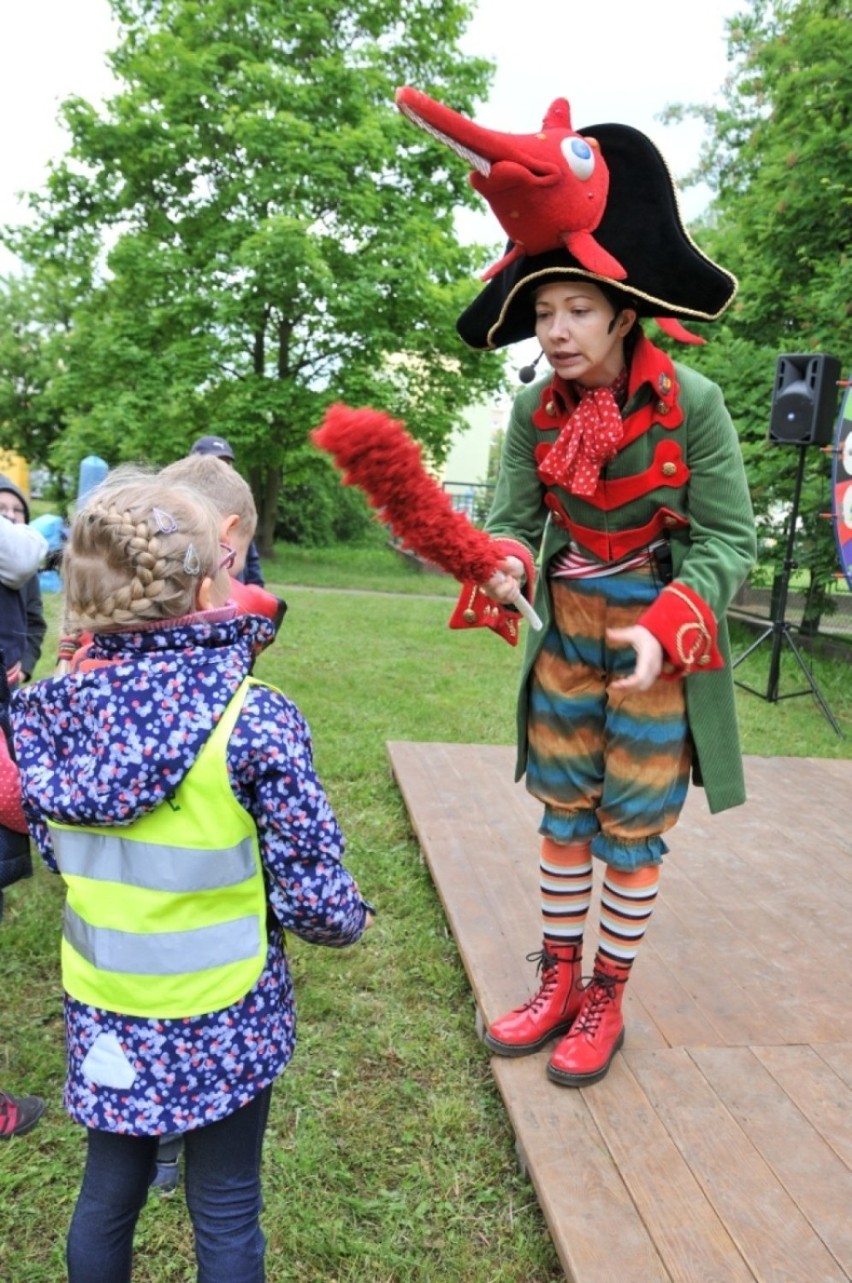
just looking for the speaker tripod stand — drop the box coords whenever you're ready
[732,445,842,736]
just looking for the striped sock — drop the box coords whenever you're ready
[598,864,661,970]
[540,837,593,946]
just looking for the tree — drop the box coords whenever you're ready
[2,0,506,550]
[0,268,78,502]
[664,0,852,623]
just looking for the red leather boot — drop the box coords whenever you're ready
[546,955,629,1086]
[484,941,583,1057]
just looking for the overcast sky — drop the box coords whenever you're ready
[0,0,743,352]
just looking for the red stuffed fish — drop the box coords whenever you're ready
[396,85,625,283]
[311,403,541,628]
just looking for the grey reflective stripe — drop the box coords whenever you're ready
[52,828,256,892]
[64,904,261,975]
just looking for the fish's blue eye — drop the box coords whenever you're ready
[561,136,596,181]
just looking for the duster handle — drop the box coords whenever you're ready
[513,593,543,632]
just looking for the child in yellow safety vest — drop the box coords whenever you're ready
[12,467,374,1283]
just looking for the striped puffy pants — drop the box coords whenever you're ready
[526,567,692,871]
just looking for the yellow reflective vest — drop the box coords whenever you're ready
[49,679,267,1019]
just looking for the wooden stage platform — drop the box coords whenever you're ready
[387,743,852,1283]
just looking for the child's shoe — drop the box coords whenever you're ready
[150,1156,181,1196]
[0,1090,46,1138]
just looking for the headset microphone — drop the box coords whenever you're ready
[518,351,544,384]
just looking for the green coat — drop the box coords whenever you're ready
[486,342,757,813]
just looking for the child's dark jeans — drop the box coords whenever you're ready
[67,1084,272,1282]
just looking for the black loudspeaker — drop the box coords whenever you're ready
[768,352,841,446]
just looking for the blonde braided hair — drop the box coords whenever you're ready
[63,467,223,634]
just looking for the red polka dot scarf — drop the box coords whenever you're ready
[539,368,629,497]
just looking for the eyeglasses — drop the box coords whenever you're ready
[217,542,237,572]
[0,503,26,522]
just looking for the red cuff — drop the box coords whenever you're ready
[491,538,536,592]
[638,581,723,678]
[449,583,521,646]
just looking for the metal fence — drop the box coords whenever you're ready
[730,577,852,657]
[441,480,495,525]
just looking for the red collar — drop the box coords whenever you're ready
[533,332,682,432]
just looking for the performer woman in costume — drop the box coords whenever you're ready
[444,114,757,1086]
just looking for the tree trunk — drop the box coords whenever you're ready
[254,464,281,558]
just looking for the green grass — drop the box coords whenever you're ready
[266,539,460,596]
[1,543,850,1282]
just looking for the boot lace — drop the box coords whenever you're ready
[516,947,560,1013]
[572,969,625,1035]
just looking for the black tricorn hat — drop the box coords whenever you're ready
[457,122,737,350]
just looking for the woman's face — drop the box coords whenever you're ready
[533,281,636,388]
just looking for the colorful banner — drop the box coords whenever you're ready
[832,377,852,590]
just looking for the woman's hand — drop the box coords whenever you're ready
[482,555,526,607]
[607,625,664,692]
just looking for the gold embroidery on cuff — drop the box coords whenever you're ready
[667,585,711,667]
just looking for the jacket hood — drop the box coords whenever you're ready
[13,612,273,829]
[0,475,29,523]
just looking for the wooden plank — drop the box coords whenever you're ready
[753,1043,852,1171]
[630,1047,849,1282]
[635,883,789,1047]
[694,1044,852,1278]
[387,742,852,1283]
[582,1054,754,1282]
[627,935,735,1050]
[660,820,852,1046]
[816,1042,852,1091]
[491,1055,671,1283]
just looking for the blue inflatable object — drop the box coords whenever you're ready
[31,512,66,552]
[38,568,63,593]
[78,455,109,501]
[31,513,68,592]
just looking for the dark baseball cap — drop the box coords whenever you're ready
[190,435,235,461]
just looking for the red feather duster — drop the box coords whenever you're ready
[313,403,501,580]
[311,403,541,627]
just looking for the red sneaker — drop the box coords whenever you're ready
[484,941,583,1057]
[0,1090,46,1139]
[547,957,629,1086]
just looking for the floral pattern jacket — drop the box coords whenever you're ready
[12,610,369,1136]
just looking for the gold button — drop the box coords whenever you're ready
[698,655,711,666]
[463,609,477,623]
[657,400,668,413]
[546,400,556,416]
[661,462,677,477]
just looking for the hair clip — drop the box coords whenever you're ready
[183,543,202,576]
[152,507,178,534]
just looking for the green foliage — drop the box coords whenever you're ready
[0,0,508,551]
[704,0,852,353]
[275,449,381,547]
[663,0,852,622]
[0,274,70,470]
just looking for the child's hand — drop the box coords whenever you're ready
[361,900,376,930]
[607,625,663,692]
